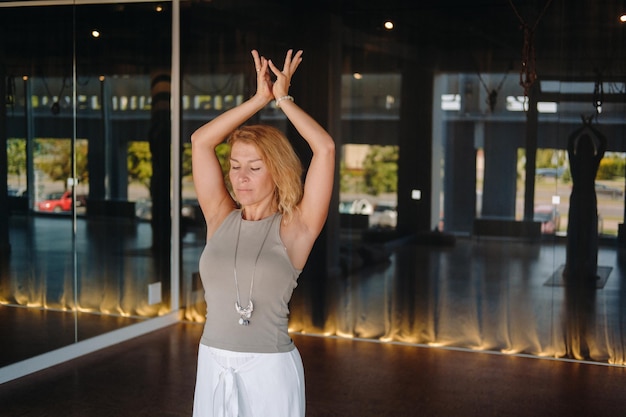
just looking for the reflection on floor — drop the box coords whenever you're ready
[287,236,626,365]
[545,264,612,288]
[2,214,626,373]
[1,215,167,366]
[0,305,142,367]
[184,230,626,365]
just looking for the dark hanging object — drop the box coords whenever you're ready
[476,63,512,113]
[42,76,67,115]
[593,69,603,115]
[6,77,15,107]
[508,0,554,98]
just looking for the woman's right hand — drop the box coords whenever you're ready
[251,50,274,104]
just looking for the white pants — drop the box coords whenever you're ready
[192,344,305,417]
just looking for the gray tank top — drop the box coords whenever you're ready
[199,209,301,353]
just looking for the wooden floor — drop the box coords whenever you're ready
[1,321,625,417]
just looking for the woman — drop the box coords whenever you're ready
[190,49,335,416]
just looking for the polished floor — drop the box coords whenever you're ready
[1,322,626,417]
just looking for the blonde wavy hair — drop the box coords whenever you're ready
[227,125,303,222]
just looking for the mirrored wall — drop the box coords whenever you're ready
[1,1,175,372]
[3,0,626,382]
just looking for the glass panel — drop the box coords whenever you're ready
[340,73,400,235]
[173,1,626,366]
[179,23,254,321]
[1,6,78,367]
[4,0,625,372]
[0,1,173,367]
[73,1,172,326]
[435,69,626,363]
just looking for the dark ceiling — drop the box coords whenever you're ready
[326,0,626,78]
[1,0,625,81]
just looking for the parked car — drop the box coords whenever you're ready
[339,198,374,215]
[536,167,565,178]
[534,205,560,234]
[134,198,152,220]
[369,202,397,228]
[134,198,202,226]
[7,186,25,197]
[595,182,623,199]
[36,191,87,212]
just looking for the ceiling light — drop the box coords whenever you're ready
[620,14,626,23]
[384,20,394,30]
[91,30,100,38]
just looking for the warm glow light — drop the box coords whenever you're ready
[22,75,28,81]
[187,311,205,322]
[384,20,394,30]
[353,72,363,80]
[91,30,100,38]
[155,4,163,12]
[469,344,489,351]
[620,14,626,23]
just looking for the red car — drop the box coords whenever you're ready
[37,191,86,212]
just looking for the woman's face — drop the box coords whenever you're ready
[229,141,275,207]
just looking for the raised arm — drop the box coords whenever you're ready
[191,50,273,235]
[593,126,607,158]
[268,51,336,262]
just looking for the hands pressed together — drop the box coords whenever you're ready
[251,49,303,105]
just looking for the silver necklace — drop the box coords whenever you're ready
[233,212,276,326]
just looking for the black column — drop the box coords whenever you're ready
[287,12,342,331]
[149,72,172,290]
[86,77,108,201]
[1,64,10,256]
[523,85,539,222]
[397,64,433,234]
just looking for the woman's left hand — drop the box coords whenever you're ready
[268,49,303,99]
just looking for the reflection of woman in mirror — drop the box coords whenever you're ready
[563,117,606,283]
